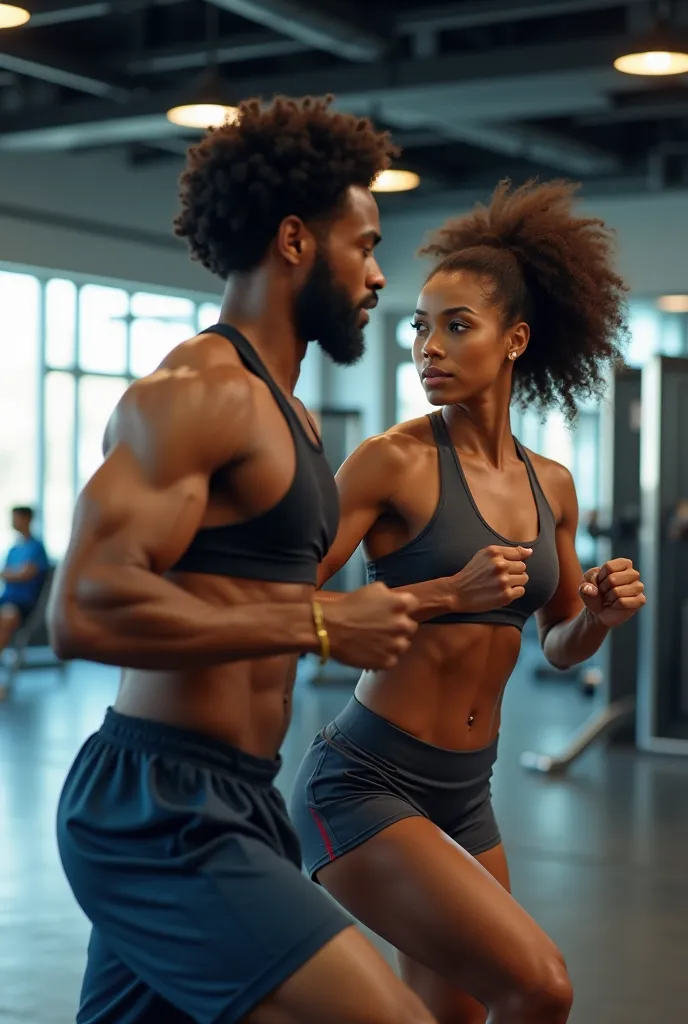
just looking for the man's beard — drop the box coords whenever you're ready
[295,250,370,366]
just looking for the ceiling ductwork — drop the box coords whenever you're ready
[0,0,685,205]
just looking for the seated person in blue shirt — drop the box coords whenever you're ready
[0,505,49,660]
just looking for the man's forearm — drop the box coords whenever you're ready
[543,607,609,670]
[2,566,37,583]
[318,577,454,623]
[50,565,320,669]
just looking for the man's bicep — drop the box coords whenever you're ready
[69,367,252,575]
[70,446,209,579]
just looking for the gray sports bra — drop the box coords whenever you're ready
[366,411,560,630]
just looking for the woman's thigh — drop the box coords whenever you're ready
[397,843,511,1024]
[316,817,567,1014]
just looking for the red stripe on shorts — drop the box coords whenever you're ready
[309,806,336,861]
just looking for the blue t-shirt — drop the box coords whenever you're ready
[2,536,49,609]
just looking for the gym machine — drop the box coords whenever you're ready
[522,368,641,774]
[636,355,688,754]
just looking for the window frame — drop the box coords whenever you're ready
[0,259,221,560]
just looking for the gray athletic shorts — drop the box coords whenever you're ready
[290,696,501,880]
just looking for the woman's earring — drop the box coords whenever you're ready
[508,351,517,361]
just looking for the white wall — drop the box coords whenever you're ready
[0,150,216,295]
[0,148,320,411]
[4,149,687,441]
[374,190,688,306]
[324,189,688,439]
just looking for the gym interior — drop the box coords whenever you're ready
[1,3,688,1023]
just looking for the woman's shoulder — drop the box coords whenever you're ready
[341,415,437,482]
[520,446,577,522]
[387,413,438,444]
[521,447,573,484]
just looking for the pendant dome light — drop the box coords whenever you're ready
[614,2,688,76]
[166,3,237,129]
[371,169,421,193]
[167,69,238,129]
[0,4,30,29]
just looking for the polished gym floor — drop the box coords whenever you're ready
[1,635,687,1024]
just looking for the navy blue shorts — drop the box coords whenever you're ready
[290,697,500,880]
[0,595,33,624]
[57,709,350,1024]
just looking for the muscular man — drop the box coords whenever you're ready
[51,97,432,1024]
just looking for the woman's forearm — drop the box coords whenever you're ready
[392,578,456,622]
[543,607,609,670]
[318,578,455,623]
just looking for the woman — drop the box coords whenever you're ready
[290,180,646,1024]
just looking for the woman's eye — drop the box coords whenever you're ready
[448,321,467,333]
[410,321,428,334]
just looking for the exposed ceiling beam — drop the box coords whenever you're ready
[145,126,449,159]
[579,97,688,126]
[380,89,621,175]
[0,38,128,100]
[25,0,184,28]
[396,0,649,34]
[426,122,620,176]
[127,32,308,74]
[24,1,110,26]
[206,0,385,62]
[0,34,640,150]
[375,174,658,218]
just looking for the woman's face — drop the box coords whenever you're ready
[411,269,528,406]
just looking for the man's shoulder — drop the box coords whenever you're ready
[119,362,255,440]
[126,359,252,408]
[5,542,21,561]
[5,537,44,563]
[24,537,48,563]
[31,537,48,559]
[109,360,255,477]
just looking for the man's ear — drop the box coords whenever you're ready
[276,215,317,266]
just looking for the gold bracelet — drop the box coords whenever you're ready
[311,600,330,665]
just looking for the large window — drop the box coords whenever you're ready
[394,317,435,422]
[0,266,221,562]
[0,271,40,555]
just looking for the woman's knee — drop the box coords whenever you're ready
[390,989,438,1024]
[509,948,573,1022]
[535,955,572,1017]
